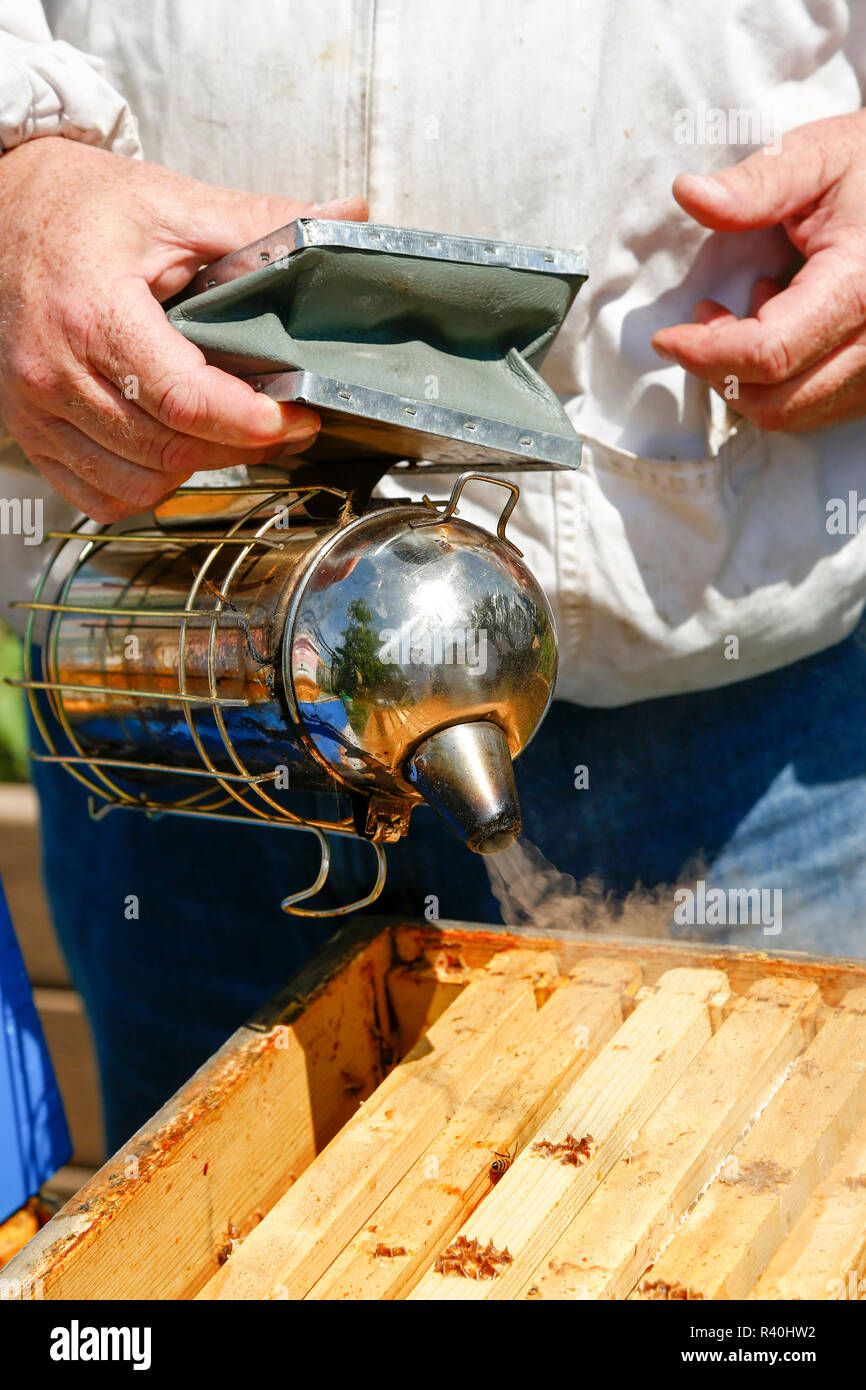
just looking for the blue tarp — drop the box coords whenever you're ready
[0,872,70,1224]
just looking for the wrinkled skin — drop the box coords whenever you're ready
[0,136,367,520]
[654,110,866,433]
[2,113,861,527]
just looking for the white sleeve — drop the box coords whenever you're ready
[844,1,866,100]
[0,0,141,157]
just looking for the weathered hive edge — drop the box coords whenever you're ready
[3,913,401,1299]
[393,922,866,1006]
[6,917,866,1299]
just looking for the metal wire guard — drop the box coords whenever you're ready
[9,483,387,917]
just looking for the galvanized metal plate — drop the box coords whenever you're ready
[179,218,589,299]
[173,218,587,472]
[251,370,582,471]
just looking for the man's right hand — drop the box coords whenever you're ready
[0,136,367,521]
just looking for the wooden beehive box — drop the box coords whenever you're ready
[7,918,866,1301]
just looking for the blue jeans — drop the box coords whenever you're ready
[31,616,866,1151]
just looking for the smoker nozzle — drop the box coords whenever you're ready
[406,721,521,855]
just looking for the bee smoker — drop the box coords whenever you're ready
[14,221,587,916]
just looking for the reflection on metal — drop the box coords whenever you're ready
[14,472,558,916]
[407,722,521,854]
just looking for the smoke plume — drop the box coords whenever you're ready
[485,837,702,939]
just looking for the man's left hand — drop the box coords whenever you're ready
[653,110,866,432]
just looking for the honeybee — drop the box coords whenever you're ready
[489,1145,515,1181]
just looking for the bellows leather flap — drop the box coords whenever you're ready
[168,219,588,470]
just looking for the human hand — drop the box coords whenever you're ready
[652,111,866,433]
[0,136,367,519]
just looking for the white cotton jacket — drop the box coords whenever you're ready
[0,0,139,155]
[1,0,866,706]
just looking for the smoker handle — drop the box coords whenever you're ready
[410,471,524,557]
[280,829,387,918]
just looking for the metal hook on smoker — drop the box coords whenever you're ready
[409,471,523,557]
[280,828,388,918]
[85,797,386,918]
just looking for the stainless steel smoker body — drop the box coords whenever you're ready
[14,222,587,914]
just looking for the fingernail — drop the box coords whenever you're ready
[256,398,319,438]
[310,197,360,215]
[653,343,678,363]
[682,173,731,205]
[276,402,320,439]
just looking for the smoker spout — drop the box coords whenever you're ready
[406,722,521,855]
